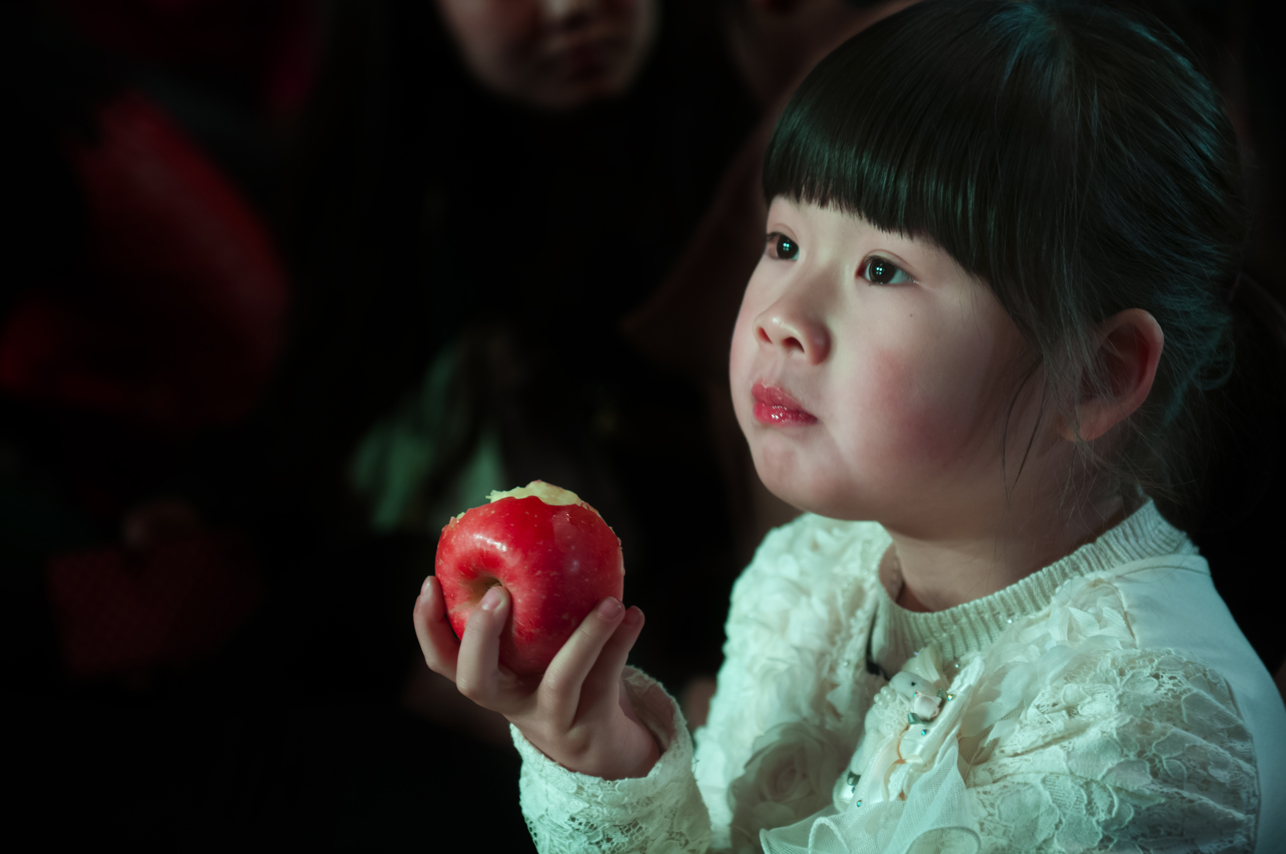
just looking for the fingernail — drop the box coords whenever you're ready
[481,587,503,611]
[623,607,642,628]
[421,576,433,597]
[597,598,623,619]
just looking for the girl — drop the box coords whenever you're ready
[413,1,1286,851]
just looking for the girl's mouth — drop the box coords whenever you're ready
[752,382,818,426]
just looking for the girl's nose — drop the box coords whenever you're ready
[754,304,830,364]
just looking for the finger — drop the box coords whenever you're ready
[539,597,628,730]
[578,606,645,722]
[413,576,459,682]
[454,585,510,707]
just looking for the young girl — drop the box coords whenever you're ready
[413,1,1286,851]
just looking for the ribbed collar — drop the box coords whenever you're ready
[869,500,1197,673]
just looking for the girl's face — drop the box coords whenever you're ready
[434,0,658,111]
[730,198,1041,530]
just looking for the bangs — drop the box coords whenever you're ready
[763,0,1073,295]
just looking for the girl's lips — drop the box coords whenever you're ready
[751,382,818,426]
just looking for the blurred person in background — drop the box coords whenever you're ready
[269,0,757,759]
[229,0,758,846]
[4,0,757,845]
[0,0,305,684]
[1,0,320,844]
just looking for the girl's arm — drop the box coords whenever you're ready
[512,667,712,854]
[964,647,1258,853]
[414,577,712,853]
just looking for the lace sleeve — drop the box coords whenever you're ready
[513,668,712,854]
[963,648,1259,853]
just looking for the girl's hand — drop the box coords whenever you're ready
[413,576,661,781]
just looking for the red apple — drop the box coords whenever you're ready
[434,481,625,676]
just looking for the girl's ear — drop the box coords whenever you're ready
[1060,309,1165,442]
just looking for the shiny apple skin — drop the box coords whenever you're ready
[434,496,625,676]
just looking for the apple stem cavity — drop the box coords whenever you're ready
[470,573,504,597]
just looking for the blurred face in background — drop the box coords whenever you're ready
[727,0,918,106]
[435,0,659,111]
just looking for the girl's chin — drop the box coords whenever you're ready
[753,468,827,515]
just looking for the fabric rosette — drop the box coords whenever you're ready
[728,721,847,853]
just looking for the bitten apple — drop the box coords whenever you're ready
[434,481,625,676]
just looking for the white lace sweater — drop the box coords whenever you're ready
[512,501,1286,853]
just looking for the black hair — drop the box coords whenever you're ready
[764,0,1246,520]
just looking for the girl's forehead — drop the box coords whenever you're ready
[768,197,942,255]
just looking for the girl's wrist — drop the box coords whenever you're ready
[579,720,659,781]
[522,718,661,781]
[609,720,661,780]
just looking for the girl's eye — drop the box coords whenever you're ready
[767,233,799,260]
[860,256,913,285]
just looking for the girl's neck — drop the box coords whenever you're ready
[882,492,1128,614]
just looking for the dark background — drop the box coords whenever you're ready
[2,0,1282,847]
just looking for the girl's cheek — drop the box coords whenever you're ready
[862,347,932,439]
[859,346,981,468]
[728,319,760,429]
[728,312,754,384]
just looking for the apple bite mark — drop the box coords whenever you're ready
[484,479,597,511]
[434,481,625,676]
